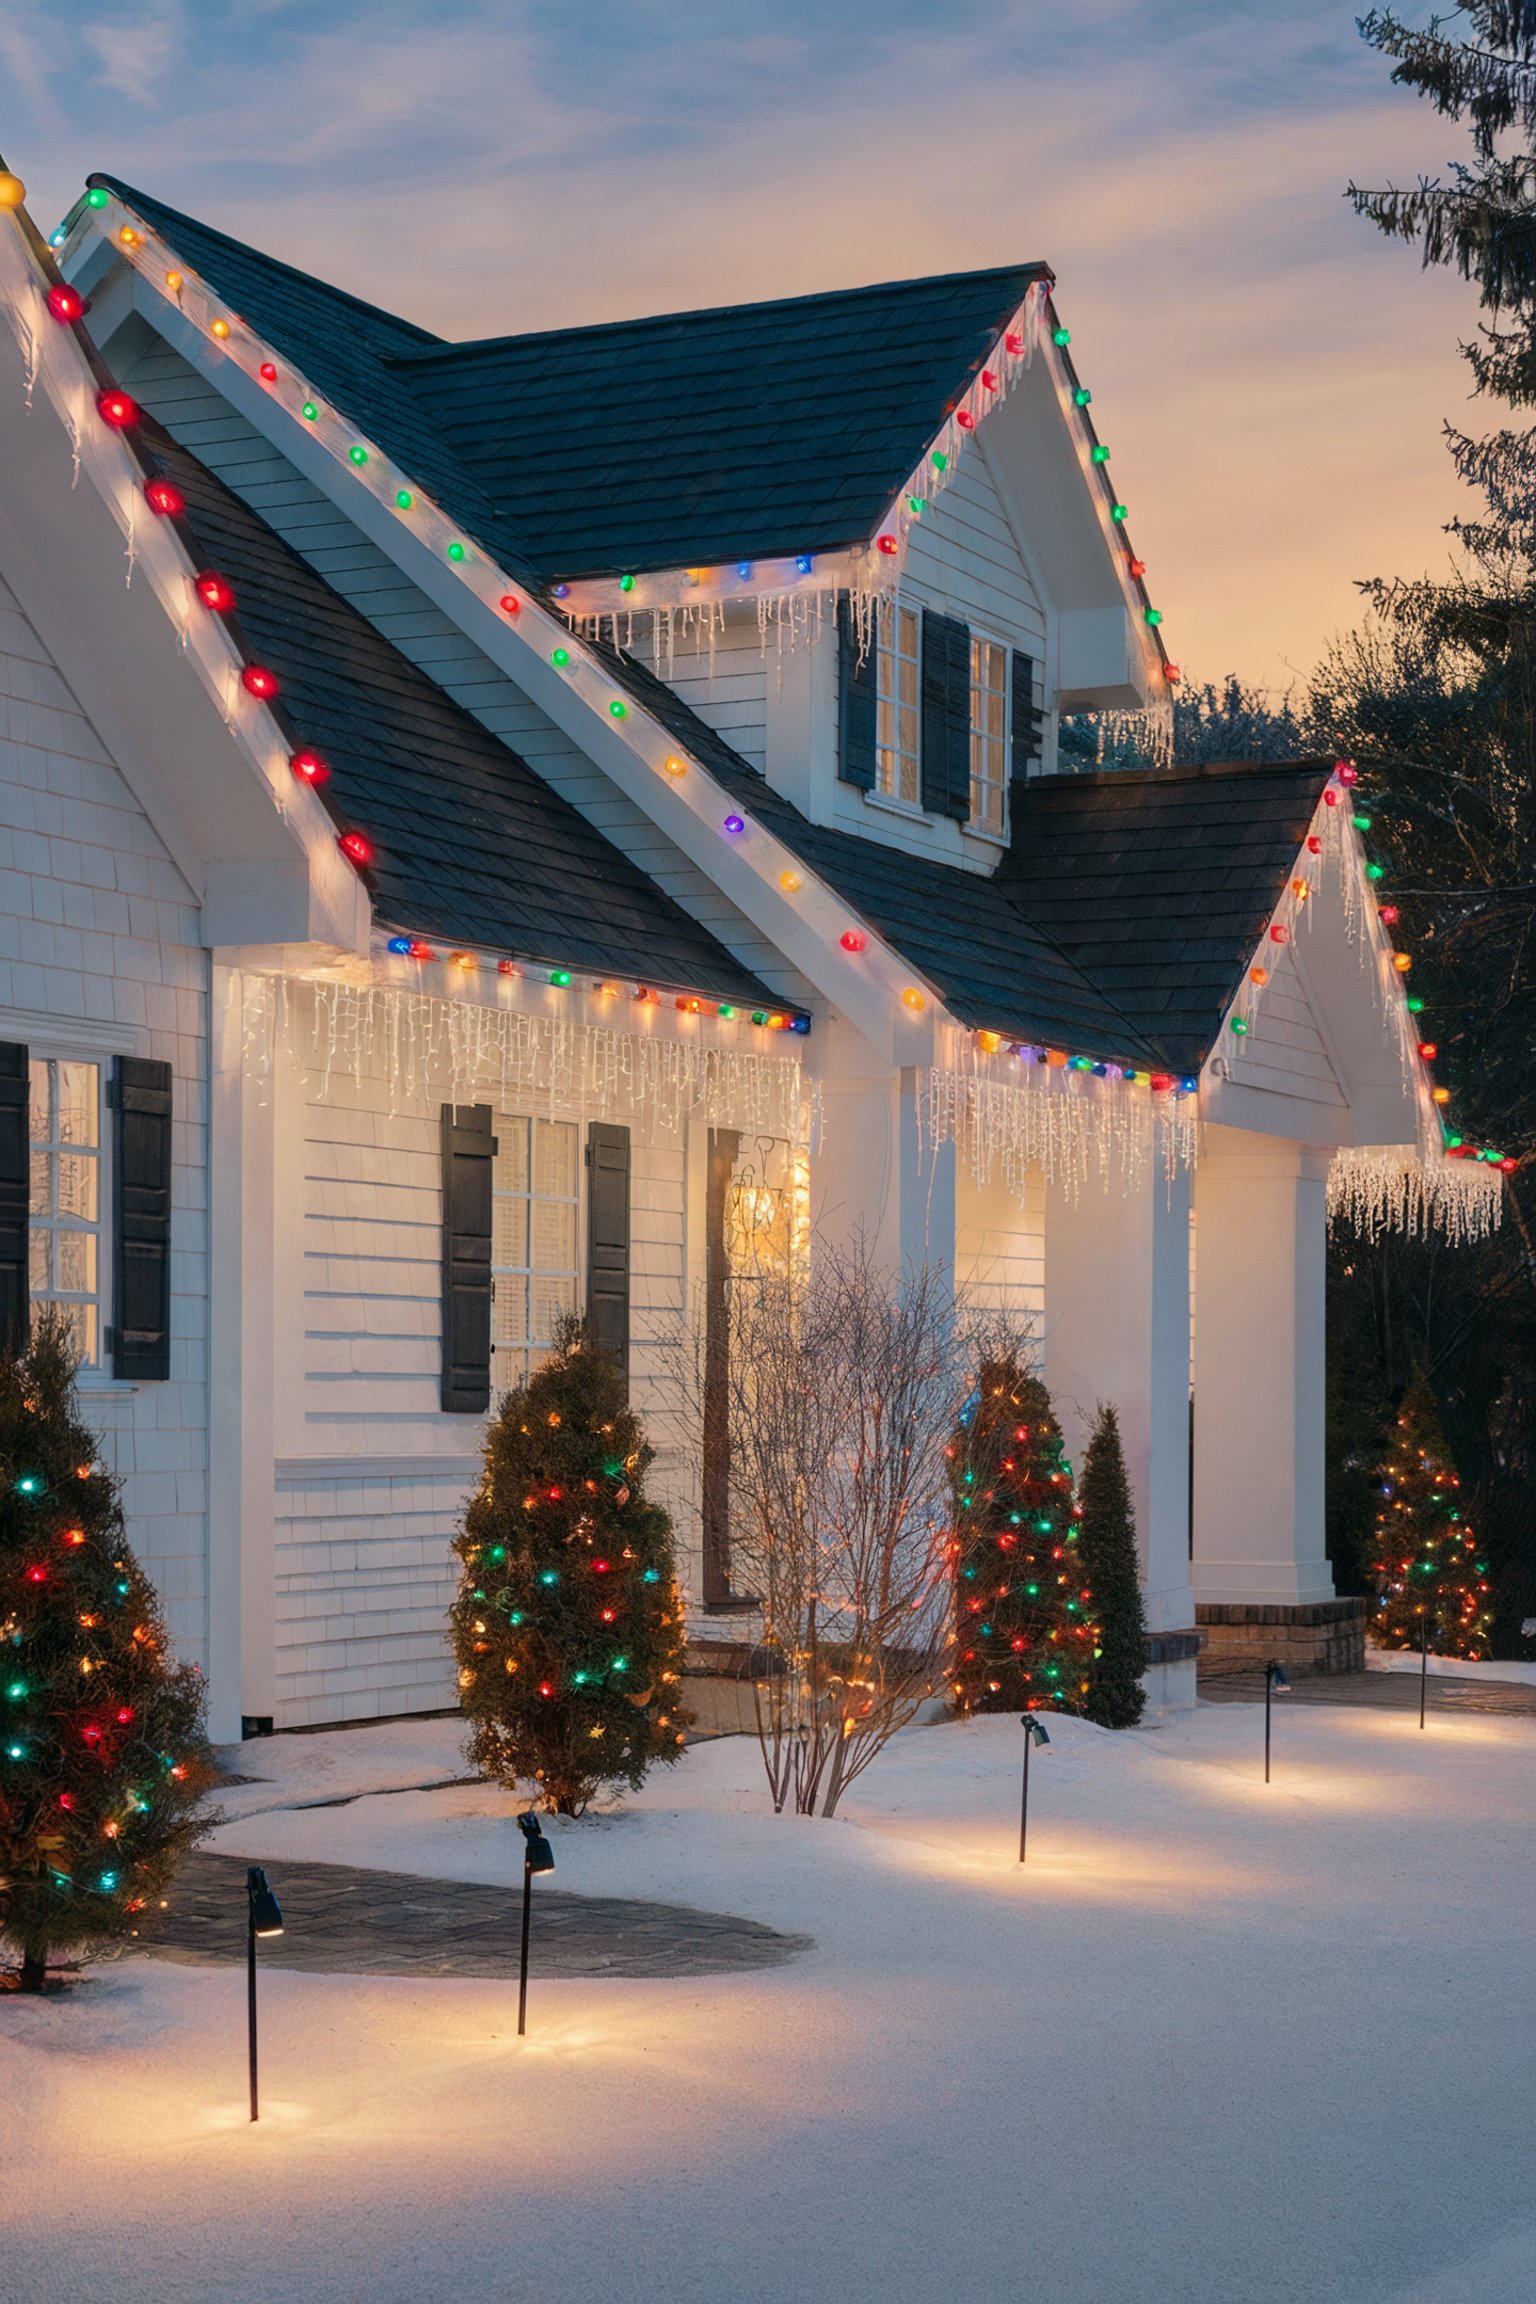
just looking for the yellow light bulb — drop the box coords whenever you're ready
[1394,952,1412,973]
[901,987,926,1012]
[663,756,686,777]
[165,269,183,292]
[0,172,29,210]
[978,1030,1003,1054]
[210,317,231,340]
[1250,964,1268,986]
[779,870,802,892]
[119,226,140,248]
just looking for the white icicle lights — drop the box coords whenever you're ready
[926,1043,1198,1200]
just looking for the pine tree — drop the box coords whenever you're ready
[949,1355,1099,1716]
[1369,1367,1494,1658]
[0,1312,214,1991]
[1076,1403,1148,1729]
[450,1318,689,1815]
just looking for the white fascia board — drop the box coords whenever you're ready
[1202,788,1426,1149]
[0,222,366,958]
[82,211,943,1064]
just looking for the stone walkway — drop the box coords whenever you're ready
[1198,1666,1536,1716]
[138,1850,812,1980]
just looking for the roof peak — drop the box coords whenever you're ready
[392,260,1051,366]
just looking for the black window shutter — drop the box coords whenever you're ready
[836,594,878,790]
[1011,650,1044,781]
[112,1055,172,1382]
[440,1103,495,1413]
[0,1040,29,1359]
[921,609,972,822]
[585,1121,631,1381]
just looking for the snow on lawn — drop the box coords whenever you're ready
[4,1702,1535,2304]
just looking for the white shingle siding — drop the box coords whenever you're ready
[0,570,210,1672]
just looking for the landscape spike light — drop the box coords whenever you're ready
[516,1810,555,2036]
[245,1865,284,2123]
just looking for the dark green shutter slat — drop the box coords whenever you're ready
[440,1103,494,1413]
[836,594,878,790]
[585,1121,631,1380]
[0,1040,28,1358]
[1011,650,1043,780]
[921,609,972,822]
[113,1055,172,1381]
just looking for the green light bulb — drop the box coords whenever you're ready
[395,490,413,509]
[1366,862,1385,880]
[551,647,570,668]
[86,187,109,210]
[608,700,627,719]
[1406,996,1424,1013]
[1352,813,1372,830]
[620,574,635,592]
[348,444,369,466]
[1144,607,1162,625]
[717,1004,736,1019]
[1073,387,1091,407]
[447,541,466,562]
[551,969,572,987]
[1091,444,1110,463]
[1052,326,1070,346]
[302,402,319,421]
[1230,1017,1250,1036]
[1111,503,1128,522]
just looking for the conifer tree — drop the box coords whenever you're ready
[0,1313,214,1992]
[450,1318,689,1815]
[1076,1403,1147,1729]
[1369,1368,1494,1658]
[948,1355,1098,1716]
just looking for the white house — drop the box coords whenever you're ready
[0,162,1502,1741]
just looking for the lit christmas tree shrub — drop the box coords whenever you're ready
[1,1313,214,1992]
[450,1318,689,1816]
[1076,1403,1148,1729]
[1369,1368,1494,1659]
[949,1355,1099,1716]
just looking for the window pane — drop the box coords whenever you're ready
[532,1200,576,1272]
[494,1275,529,1345]
[55,1154,98,1223]
[30,1150,51,1219]
[56,1064,98,1148]
[29,1230,48,1291]
[55,1230,96,1294]
[497,1116,530,1193]
[494,1196,529,1271]
[28,1062,49,1143]
[532,1275,576,1344]
[533,1120,577,1198]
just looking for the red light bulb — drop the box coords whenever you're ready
[1306,834,1322,854]
[143,476,183,517]
[499,594,521,615]
[47,283,85,324]
[1379,905,1400,924]
[876,533,899,555]
[1418,1041,1437,1060]
[1128,557,1146,578]
[241,664,280,699]
[840,930,866,953]
[1323,787,1338,806]
[259,361,277,383]
[955,409,976,431]
[1164,664,1181,683]
[290,749,328,785]
[96,388,138,429]
[25,1565,46,1583]
[1335,760,1358,785]
[338,831,372,867]
[1269,923,1290,944]
[981,368,998,390]
[195,571,236,613]
[1004,331,1024,354]
[115,1707,133,1724]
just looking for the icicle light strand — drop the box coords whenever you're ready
[926,1061,1197,1200]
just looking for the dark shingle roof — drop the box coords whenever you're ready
[140,425,784,1008]
[88,176,1041,581]
[1001,762,1337,1071]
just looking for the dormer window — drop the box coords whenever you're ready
[875,600,921,807]
[969,635,1009,837]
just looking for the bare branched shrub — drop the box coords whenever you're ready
[688,1233,1028,1816]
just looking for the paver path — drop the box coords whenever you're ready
[138,1850,812,1979]
[1198,1665,1536,1716]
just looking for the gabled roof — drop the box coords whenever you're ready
[137,422,784,1009]
[1001,762,1339,1072]
[86,176,1042,581]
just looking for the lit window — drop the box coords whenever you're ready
[29,1059,102,1365]
[970,636,1009,836]
[876,600,921,806]
[492,1116,579,1392]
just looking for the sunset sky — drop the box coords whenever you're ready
[0,0,1486,694]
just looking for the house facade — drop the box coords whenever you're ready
[0,163,1502,1741]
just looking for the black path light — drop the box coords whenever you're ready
[245,1865,284,2122]
[516,1810,555,2037]
[1018,1711,1051,1863]
[1263,1660,1290,1784]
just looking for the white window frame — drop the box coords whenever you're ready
[874,596,922,810]
[490,1112,582,1396]
[969,631,1010,840]
[28,1052,108,1370]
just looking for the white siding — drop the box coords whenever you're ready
[1227,940,1347,1124]
[0,571,210,1669]
[268,1052,697,1727]
[110,324,790,984]
[625,604,768,773]
[956,1160,1046,1342]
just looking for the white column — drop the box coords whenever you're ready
[205,964,279,1740]
[1191,1127,1333,1605]
[809,1019,955,1277]
[1044,1161,1195,1633]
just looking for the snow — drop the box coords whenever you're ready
[1365,1645,1536,1687]
[4,1701,1535,2304]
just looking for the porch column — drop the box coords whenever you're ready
[1044,1161,1195,1634]
[1190,1127,1333,1605]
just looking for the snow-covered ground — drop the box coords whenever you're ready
[4,1700,1534,2304]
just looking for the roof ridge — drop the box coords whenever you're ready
[382,259,1050,366]
[87,174,442,347]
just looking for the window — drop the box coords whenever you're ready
[29,1058,102,1365]
[969,635,1009,836]
[875,599,921,806]
[491,1115,580,1392]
